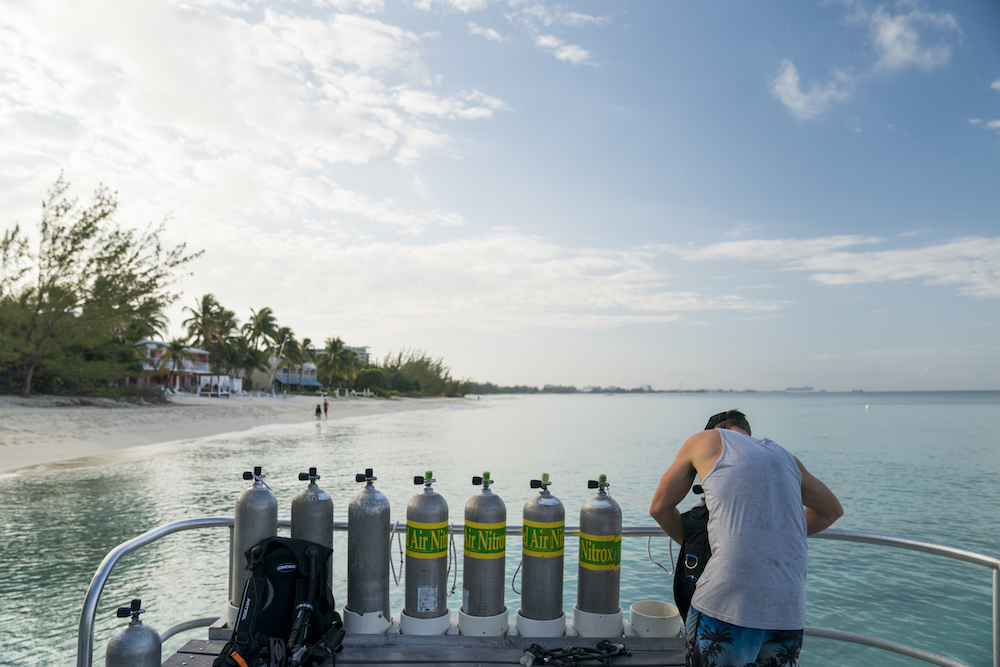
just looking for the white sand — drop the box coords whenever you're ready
[0,393,468,475]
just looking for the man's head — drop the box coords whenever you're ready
[705,409,751,436]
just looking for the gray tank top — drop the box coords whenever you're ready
[690,429,807,630]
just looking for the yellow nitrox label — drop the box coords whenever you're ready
[463,520,506,559]
[522,519,565,558]
[578,531,621,571]
[406,520,449,559]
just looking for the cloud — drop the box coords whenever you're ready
[467,22,503,41]
[772,3,960,119]
[0,1,509,234]
[533,35,590,64]
[770,60,853,120]
[677,235,1000,298]
[865,5,959,72]
[562,12,607,27]
[993,78,1000,92]
[179,231,786,334]
[411,0,491,12]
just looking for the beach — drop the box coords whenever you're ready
[0,393,468,475]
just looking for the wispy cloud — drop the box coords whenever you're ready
[676,235,1000,298]
[194,231,786,333]
[562,12,607,27]
[864,4,960,72]
[533,34,590,64]
[0,2,507,234]
[467,21,503,41]
[411,0,491,12]
[772,2,960,119]
[770,60,853,120]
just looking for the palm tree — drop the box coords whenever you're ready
[242,307,279,350]
[317,337,359,389]
[159,338,195,391]
[181,294,238,372]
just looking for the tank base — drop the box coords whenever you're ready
[399,610,451,636]
[343,608,392,635]
[572,604,623,637]
[226,602,238,628]
[515,610,566,637]
[458,607,508,636]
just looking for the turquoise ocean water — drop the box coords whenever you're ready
[1,391,999,666]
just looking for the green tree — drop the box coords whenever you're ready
[159,339,195,391]
[316,337,359,389]
[242,307,279,350]
[0,174,200,396]
[181,294,238,373]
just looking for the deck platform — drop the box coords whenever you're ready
[164,633,686,666]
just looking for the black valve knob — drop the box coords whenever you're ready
[356,473,367,482]
[299,472,309,481]
[117,599,143,618]
[243,471,253,480]
[254,466,262,476]
[588,480,599,489]
[414,476,425,485]
[472,476,483,485]
[530,479,542,488]
[365,468,373,477]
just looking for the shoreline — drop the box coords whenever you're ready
[0,393,472,475]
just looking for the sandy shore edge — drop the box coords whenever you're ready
[0,394,471,475]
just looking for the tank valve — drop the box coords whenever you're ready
[414,470,435,486]
[117,598,145,622]
[298,467,321,484]
[529,472,551,491]
[472,471,493,489]
[587,474,609,493]
[355,468,376,484]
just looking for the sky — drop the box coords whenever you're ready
[1,0,998,392]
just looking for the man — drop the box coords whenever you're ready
[649,410,843,667]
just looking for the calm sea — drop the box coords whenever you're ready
[1,391,998,666]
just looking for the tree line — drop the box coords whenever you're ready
[0,176,468,398]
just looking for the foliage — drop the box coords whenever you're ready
[467,381,540,394]
[0,174,200,396]
[375,348,469,397]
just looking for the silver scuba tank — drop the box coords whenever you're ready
[230,466,278,620]
[105,599,160,667]
[291,467,334,550]
[577,474,622,615]
[404,471,450,620]
[346,468,392,625]
[520,473,565,621]
[462,472,506,617]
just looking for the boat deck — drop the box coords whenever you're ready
[164,634,687,666]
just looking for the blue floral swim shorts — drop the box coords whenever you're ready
[686,608,803,667]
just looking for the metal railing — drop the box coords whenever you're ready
[77,521,1000,667]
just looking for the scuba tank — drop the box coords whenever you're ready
[516,473,566,637]
[459,472,508,636]
[291,467,334,550]
[400,471,451,635]
[105,599,160,667]
[574,474,623,637]
[344,467,392,634]
[229,466,278,627]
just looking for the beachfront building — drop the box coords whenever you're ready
[345,345,370,364]
[127,341,214,391]
[272,362,323,392]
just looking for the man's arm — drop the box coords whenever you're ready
[796,457,844,535]
[649,434,702,544]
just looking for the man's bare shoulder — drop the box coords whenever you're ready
[681,429,723,478]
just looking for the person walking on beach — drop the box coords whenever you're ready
[315,404,322,421]
[649,409,843,667]
[323,398,328,419]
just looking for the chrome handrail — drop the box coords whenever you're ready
[77,521,1000,667]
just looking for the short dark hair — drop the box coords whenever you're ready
[705,409,751,436]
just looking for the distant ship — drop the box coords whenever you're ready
[785,386,814,392]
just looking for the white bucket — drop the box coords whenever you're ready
[629,600,681,637]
